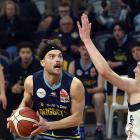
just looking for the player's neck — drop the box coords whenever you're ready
[44,71,61,86]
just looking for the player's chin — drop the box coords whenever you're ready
[53,68,62,74]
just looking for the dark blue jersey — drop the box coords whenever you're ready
[32,70,80,139]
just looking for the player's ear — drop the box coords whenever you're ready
[40,60,45,67]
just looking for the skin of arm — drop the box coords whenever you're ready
[18,75,33,108]
[0,65,7,109]
[77,14,135,94]
[31,77,85,136]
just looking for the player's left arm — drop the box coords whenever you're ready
[49,77,85,129]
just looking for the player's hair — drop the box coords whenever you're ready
[37,38,65,60]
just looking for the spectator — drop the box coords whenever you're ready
[52,15,80,60]
[44,0,61,16]
[98,0,130,31]
[133,14,140,32]
[38,2,77,33]
[97,0,115,30]
[104,21,133,94]
[13,0,41,33]
[104,21,132,75]
[9,41,42,110]
[128,41,140,78]
[68,41,105,140]
[0,0,26,60]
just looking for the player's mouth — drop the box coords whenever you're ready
[54,64,62,69]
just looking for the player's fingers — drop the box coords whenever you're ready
[33,123,38,127]
[30,127,41,137]
[7,123,12,133]
[81,14,84,28]
[7,122,9,128]
[77,21,81,30]
[7,116,11,122]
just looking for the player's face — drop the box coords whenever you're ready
[19,48,32,64]
[134,62,140,81]
[42,50,63,75]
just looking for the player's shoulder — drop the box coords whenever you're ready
[72,76,84,88]
[70,77,85,96]
[24,75,33,85]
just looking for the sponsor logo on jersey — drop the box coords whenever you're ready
[36,88,46,98]
[50,92,57,97]
[60,89,70,103]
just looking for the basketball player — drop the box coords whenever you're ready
[0,65,14,140]
[8,39,85,140]
[78,14,140,140]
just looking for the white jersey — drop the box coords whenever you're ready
[125,103,140,140]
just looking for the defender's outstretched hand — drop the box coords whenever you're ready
[77,14,92,42]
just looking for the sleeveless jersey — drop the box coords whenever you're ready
[32,70,80,139]
[126,102,140,140]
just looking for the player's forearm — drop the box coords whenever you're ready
[47,115,82,130]
[18,101,27,108]
[83,39,112,76]
[18,96,32,108]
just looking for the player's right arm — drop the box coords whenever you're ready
[77,14,136,94]
[7,75,33,130]
[18,75,33,108]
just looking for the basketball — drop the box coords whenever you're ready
[9,107,39,138]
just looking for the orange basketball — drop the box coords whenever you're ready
[9,107,39,138]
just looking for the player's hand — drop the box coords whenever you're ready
[30,112,49,137]
[77,14,91,42]
[7,109,17,132]
[0,93,7,109]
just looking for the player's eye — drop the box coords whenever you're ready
[49,55,54,59]
[58,54,63,59]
